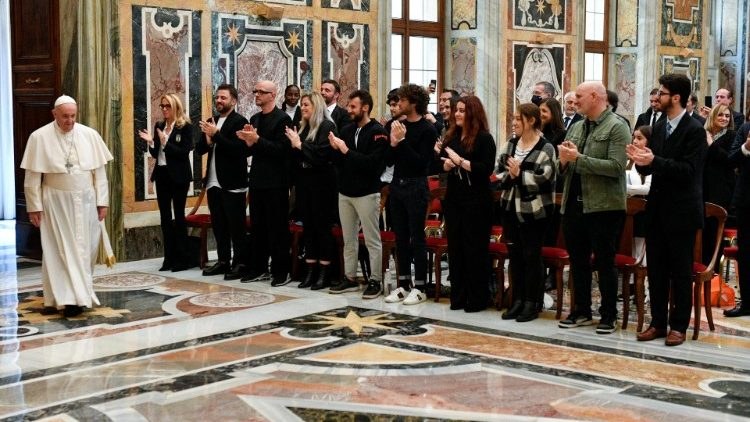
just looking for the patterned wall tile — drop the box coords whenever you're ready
[661,0,702,49]
[613,53,637,119]
[661,55,701,93]
[321,22,370,107]
[719,0,739,56]
[452,0,477,30]
[132,6,201,201]
[615,0,638,47]
[512,0,567,33]
[322,0,369,11]
[451,37,476,95]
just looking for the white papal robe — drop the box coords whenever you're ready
[20,121,113,308]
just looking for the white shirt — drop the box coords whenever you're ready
[284,104,298,120]
[665,109,686,136]
[157,122,172,166]
[205,117,226,190]
[327,103,336,115]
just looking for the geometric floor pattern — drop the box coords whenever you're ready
[3,242,750,420]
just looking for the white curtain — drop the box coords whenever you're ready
[0,0,15,219]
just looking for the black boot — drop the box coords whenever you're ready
[516,301,539,322]
[311,265,331,290]
[299,263,317,288]
[502,300,523,320]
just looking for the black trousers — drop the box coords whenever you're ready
[153,167,189,265]
[445,197,492,310]
[389,177,429,286]
[250,188,290,277]
[563,200,624,321]
[646,225,696,332]
[297,179,337,262]
[206,186,248,266]
[737,206,750,307]
[503,209,547,303]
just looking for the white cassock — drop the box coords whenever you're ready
[20,121,113,308]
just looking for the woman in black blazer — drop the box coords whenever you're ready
[138,93,195,271]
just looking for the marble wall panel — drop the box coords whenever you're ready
[512,0,567,33]
[212,13,312,117]
[720,62,737,93]
[613,53,637,121]
[661,0,703,49]
[321,22,370,107]
[661,55,701,93]
[322,0,369,11]
[451,0,477,30]
[132,6,201,201]
[451,37,476,95]
[615,0,638,47]
[719,0,739,56]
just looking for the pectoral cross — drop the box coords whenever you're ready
[65,161,73,173]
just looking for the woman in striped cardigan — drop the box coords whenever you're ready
[496,103,557,322]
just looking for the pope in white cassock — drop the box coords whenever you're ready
[20,95,113,318]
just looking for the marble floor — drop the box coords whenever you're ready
[2,221,750,421]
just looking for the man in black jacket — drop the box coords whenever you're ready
[726,123,750,317]
[197,84,250,280]
[634,88,666,130]
[237,80,294,286]
[329,90,388,298]
[628,73,708,346]
[321,79,352,131]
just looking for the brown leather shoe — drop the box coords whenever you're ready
[636,326,668,341]
[665,330,686,346]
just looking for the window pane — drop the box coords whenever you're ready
[409,0,439,22]
[391,69,402,90]
[391,34,402,68]
[392,0,402,19]
[423,38,438,70]
[409,36,424,70]
[585,0,605,41]
[584,52,604,82]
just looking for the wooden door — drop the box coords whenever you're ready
[11,0,60,259]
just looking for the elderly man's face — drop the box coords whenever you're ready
[715,88,732,106]
[53,104,77,132]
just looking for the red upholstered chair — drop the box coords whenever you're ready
[617,197,647,330]
[425,186,448,301]
[289,221,304,280]
[721,228,738,283]
[359,185,398,283]
[185,189,211,269]
[543,194,571,319]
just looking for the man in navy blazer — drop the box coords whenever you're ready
[197,84,250,280]
[627,73,707,346]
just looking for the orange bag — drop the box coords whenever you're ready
[701,275,736,307]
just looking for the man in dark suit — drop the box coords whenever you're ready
[237,80,294,286]
[321,79,352,131]
[281,84,301,128]
[634,88,666,129]
[562,91,583,129]
[627,73,708,346]
[197,84,250,280]
[687,94,706,125]
[726,123,750,317]
[700,88,745,129]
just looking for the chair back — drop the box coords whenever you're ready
[425,186,447,237]
[618,197,647,258]
[188,188,207,216]
[695,202,728,272]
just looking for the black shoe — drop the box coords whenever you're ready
[311,265,331,290]
[159,261,172,271]
[224,264,248,281]
[329,277,360,294]
[724,305,750,317]
[361,279,382,299]
[298,263,317,288]
[240,271,271,283]
[502,300,523,320]
[202,261,229,276]
[271,273,292,287]
[40,306,59,315]
[595,318,617,334]
[63,305,84,318]
[171,263,190,272]
[516,301,539,322]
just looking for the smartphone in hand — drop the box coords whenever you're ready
[704,95,713,108]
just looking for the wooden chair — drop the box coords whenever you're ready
[358,185,398,283]
[185,188,211,269]
[542,193,571,319]
[289,221,304,280]
[425,186,449,301]
[691,202,728,340]
[617,197,647,330]
[489,191,509,309]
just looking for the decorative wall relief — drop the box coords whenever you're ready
[720,62,737,93]
[613,53,637,118]
[132,6,201,201]
[512,43,565,104]
[718,0,739,56]
[322,0,369,11]
[212,13,312,117]
[615,0,638,47]
[451,37,476,95]
[661,55,701,93]
[661,0,702,49]
[513,0,566,33]
[452,0,477,30]
[322,21,370,107]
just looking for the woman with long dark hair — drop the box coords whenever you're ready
[138,93,194,272]
[497,103,556,322]
[539,98,567,148]
[437,95,497,312]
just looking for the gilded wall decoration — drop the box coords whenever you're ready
[719,0,738,56]
[613,53,637,119]
[513,0,566,33]
[661,55,700,93]
[132,6,201,201]
[661,0,702,49]
[322,0,369,11]
[451,0,477,30]
[451,37,476,95]
[615,0,638,47]
[321,22,370,107]
[212,13,312,118]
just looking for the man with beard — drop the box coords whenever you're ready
[635,88,666,129]
[197,84,250,280]
[237,80,294,286]
[328,90,388,298]
[321,79,353,131]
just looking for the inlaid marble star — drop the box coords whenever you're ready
[299,310,408,335]
[226,23,241,46]
[535,0,547,14]
[286,30,301,51]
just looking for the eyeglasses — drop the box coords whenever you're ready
[159,104,172,109]
[657,91,672,97]
[252,89,272,95]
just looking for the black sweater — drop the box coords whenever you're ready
[292,119,337,187]
[247,107,293,189]
[333,119,388,197]
[385,117,438,179]
[439,130,497,202]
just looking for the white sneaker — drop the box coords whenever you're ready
[403,288,427,305]
[384,287,408,303]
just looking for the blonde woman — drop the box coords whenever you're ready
[285,92,338,290]
[138,94,195,272]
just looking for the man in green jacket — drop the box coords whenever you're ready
[556,81,630,334]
